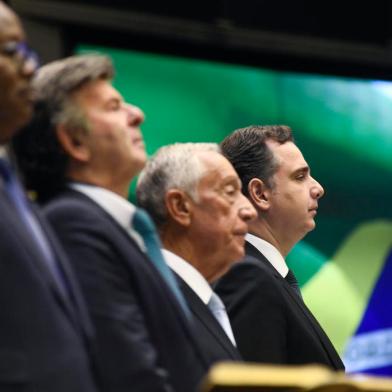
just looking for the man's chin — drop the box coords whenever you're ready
[135,151,148,166]
[230,244,246,262]
[306,219,317,232]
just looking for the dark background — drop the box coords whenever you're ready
[8,0,392,80]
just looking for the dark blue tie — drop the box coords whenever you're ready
[0,158,68,297]
[285,269,303,299]
[132,208,191,319]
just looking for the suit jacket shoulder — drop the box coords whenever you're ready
[0,189,98,392]
[44,190,209,392]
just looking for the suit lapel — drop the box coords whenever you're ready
[32,203,94,338]
[0,191,82,331]
[176,275,241,360]
[66,190,210,363]
[245,242,343,368]
[280,278,343,367]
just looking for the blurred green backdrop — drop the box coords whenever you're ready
[77,45,392,364]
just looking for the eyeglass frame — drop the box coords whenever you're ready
[0,40,39,72]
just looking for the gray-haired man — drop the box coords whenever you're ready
[13,54,211,392]
[137,142,256,363]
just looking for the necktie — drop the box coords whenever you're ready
[208,291,237,346]
[132,208,191,319]
[0,158,68,297]
[285,269,302,299]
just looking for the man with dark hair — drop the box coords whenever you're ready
[137,142,256,363]
[215,125,345,370]
[13,54,210,391]
[0,3,99,391]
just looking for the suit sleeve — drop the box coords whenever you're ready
[46,207,174,392]
[215,260,288,364]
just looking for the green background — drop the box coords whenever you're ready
[77,45,392,355]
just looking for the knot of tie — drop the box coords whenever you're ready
[208,292,237,346]
[285,269,302,299]
[208,291,225,313]
[132,207,158,239]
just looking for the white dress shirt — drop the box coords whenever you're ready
[162,249,236,345]
[245,233,289,278]
[70,183,145,251]
[162,249,212,304]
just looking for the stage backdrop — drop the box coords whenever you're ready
[77,44,392,375]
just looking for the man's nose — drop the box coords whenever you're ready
[238,194,257,222]
[127,103,145,126]
[311,178,324,199]
[21,57,37,78]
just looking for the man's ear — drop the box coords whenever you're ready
[56,124,90,162]
[165,189,192,227]
[248,178,271,211]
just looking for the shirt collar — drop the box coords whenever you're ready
[69,182,145,250]
[245,233,288,277]
[162,249,213,305]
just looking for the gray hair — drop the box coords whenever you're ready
[33,54,114,128]
[136,142,220,228]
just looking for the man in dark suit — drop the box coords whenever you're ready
[137,143,256,363]
[215,125,345,370]
[13,55,211,391]
[0,3,99,391]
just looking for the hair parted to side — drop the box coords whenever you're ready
[136,142,220,228]
[33,53,114,128]
[220,125,294,197]
[12,54,114,203]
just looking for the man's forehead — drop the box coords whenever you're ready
[267,140,308,170]
[73,79,119,102]
[198,151,229,171]
[198,151,240,184]
[0,4,23,43]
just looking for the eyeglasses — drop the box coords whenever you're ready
[0,41,39,72]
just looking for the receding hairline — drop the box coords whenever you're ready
[194,149,240,186]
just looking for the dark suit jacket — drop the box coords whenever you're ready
[44,189,209,392]
[0,188,98,391]
[215,241,345,370]
[175,274,242,363]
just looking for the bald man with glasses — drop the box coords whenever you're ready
[0,3,99,391]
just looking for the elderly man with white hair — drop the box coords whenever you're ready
[137,142,256,363]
